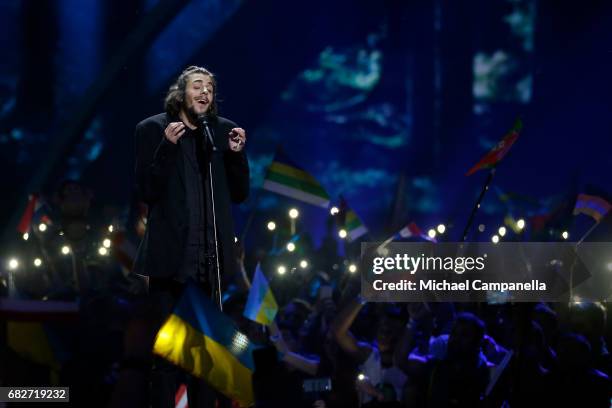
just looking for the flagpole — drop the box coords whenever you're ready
[569,218,603,304]
[462,168,496,242]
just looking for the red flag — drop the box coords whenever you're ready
[17,194,38,234]
[466,119,522,176]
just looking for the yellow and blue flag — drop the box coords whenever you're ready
[153,283,256,407]
[244,263,278,326]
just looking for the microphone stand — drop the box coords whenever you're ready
[201,116,224,311]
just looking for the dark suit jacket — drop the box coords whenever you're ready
[133,112,249,279]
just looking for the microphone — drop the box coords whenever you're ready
[198,113,217,150]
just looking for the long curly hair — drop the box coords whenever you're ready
[164,65,218,118]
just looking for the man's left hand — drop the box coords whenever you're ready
[228,127,246,152]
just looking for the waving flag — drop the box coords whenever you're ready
[573,193,611,222]
[154,283,256,407]
[345,209,368,241]
[17,194,52,234]
[466,119,522,176]
[263,150,330,207]
[244,264,278,326]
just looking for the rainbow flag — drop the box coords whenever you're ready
[153,283,256,407]
[263,151,330,207]
[573,193,611,222]
[244,264,278,326]
[466,119,522,176]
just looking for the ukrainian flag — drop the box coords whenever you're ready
[244,264,278,326]
[153,283,256,407]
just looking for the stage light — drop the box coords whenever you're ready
[287,242,296,252]
[98,247,108,256]
[437,224,446,234]
[338,229,348,239]
[478,224,485,232]
[498,226,507,237]
[22,233,29,241]
[234,237,238,243]
[562,231,569,240]
[330,206,339,215]
[267,221,276,231]
[517,219,525,230]
[427,229,436,239]
[348,264,357,273]
[491,235,500,244]
[289,208,299,219]
[300,260,308,269]
[277,265,287,275]
[39,223,47,232]
[8,258,19,270]
[61,245,70,255]
[108,225,114,233]
[33,258,42,267]
[357,373,365,381]
[103,238,111,248]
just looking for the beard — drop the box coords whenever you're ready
[183,102,202,126]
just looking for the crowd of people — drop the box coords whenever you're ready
[3,201,612,407]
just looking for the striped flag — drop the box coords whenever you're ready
[573,193,611,222]
[244,264,278,326]
[394,221,436,243]
[345,208,368,241]
[154,283,256,407]
[396,222,423,239]
[175,384,188,408]
[17,194,52,234]
[263,151,330,208]
[466,119,522,176]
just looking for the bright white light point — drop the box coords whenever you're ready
[287,242,296,252]
[277,265,287,275]
[103,238,111,248]
[478,224,485,232]
[348,264,357,273]
[34,258,42,267]
[491,235,499,244]
[289,208,299,219]
[234,237,238,243]
[338,229,348,239]
[357,373,365,381]
[498,226,507,237]
[437,224,446,234]
[23,233,29,241]
[330,206,339,215]
[108,225,114,233]
[8,258,19,270]
[230,332,249,354]
[61,245,70,255]
[562,231,569,240]
[428,229,436,239]
[300,260,308,269]
[98,247,108,256]
[517,219,525,230]
[267,221,276,231]
[39,223,47,232]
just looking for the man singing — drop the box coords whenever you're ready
[133,65,249,407]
